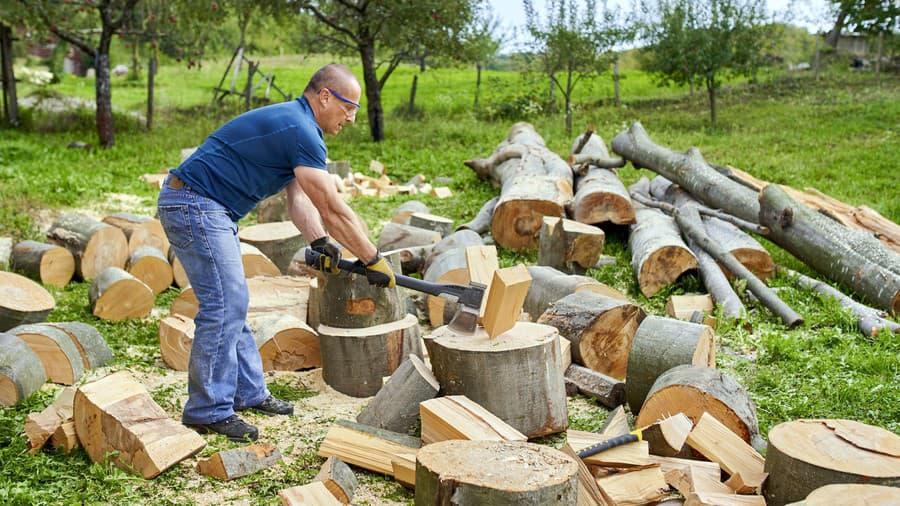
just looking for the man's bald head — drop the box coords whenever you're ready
[304,64,359,95]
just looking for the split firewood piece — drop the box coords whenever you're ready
[47,212,128,280]
[685,412,766,490]
[524,265,627,320]
[639,412,693,457]
[0,236,12,270]
[247,275,311,323]
[559,336,572,373]
[390,200,430,224]
[0,271,55,331]
[595,464,669,505]
[314,455,358,504]
[415,440,578,504]
[127,245,173,295]
[382,244,433,276]
[764,419,900,506]
[626,316,716,413]
[357,354,439,434]
[44,321,112,369]
[196,443,283,480]
[10,241,75,287]
[420,395,527,444]
[9,323,85,385]
[238,221,307,274]
[248,312,320,371]
[74,371,206,479]
[456,196,499,235]
[318,314,422,397]
[426,322,567,438]
[376,222,442,252]
[637,365,764,452]
[667,294,714,320]
[168,248,189,288]
[654,455,731,496]
[539,217,606,274]
[102,212,169,256]
[51,420,80,453]
[538,291,644,378]
[564,364,625,409]
[629,203,698,297]
[431,186,453,199]
[686,492,766,506]
[279,481,343,506]
[464,245,498,318]
[170,286,198,319]
[317,419,420,476]
[482,264,531,338]
[408,213,454,238]
[566,430,650,467]
[423,230,483,326]
[560,443,614,506]
[725,470,770,495]
[599,405,630,437]
[0,332,47,405]
[158,314,194,371]
[257,189,289,223]
[391,453,416,488]
[240,242,280,278]
[791,484,900,506]
[89,267,154,320]
[24,386,75,453]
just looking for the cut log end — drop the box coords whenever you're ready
[91,273,154,321]
[639,246,698,297]
[81,227,129,280]
[0,272,55,331]
[492,200,565,251]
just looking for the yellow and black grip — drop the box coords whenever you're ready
[576,430,642,459]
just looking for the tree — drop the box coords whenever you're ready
[825,1,897,48]
[293,0,479,142]
[460,4,507,109]
[524,0,630,135]
[640,0,768,125]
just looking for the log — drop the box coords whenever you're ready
[456,196,499,234]
[74,371,206,478]
[158,314,194,371]
[127,245,173,295]
[8,323,85,385]
[595,465,670,506]
[257,189,289,223]
[317,419,420,476]
[47,213,128,280]
[168,248,189,288]
[408,212,454,238]
[566,430,650,467]
[102,212,169,256]
[318,268,404,329]
[630,204,698,297]
[539,217,606,274]
[356,354,439,434]
[538,291,645,378]
[390,200,430,224]
[0,332,47,406]
[564,364,626,408]
[688,236,746,319]
[626,315,716,413]
[523,265,627,321]
[482,264,531,338]
[790,484,900,506]
[376,222,442,252]
[685,412,766,491]
[571,168,635,225]
[492,174,572,251]
[240,242,280,278]
[170,286,198,319]
[314,455,358,504]
[425,322,567,437]
[639,412,693,458]
[465,122,573,186]
[238,221,307,274]
[279,482,343,506]
[703,217,773,281]
[318,314,422,397]
[415,440,578,504]
[10,240,75,287]
[196,443,282,480]
[88,267,155,320]
[423,230,483,327]
[636,365,764,452]
[248,312,320,371]
[24,386,75,453]
[420,395,527,444]
[383,244,433,276]
[0,271,55,331]
[44,321,112,370]
[51,420,80,453]
[764,419,900,506]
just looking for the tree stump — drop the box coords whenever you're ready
[10,240,75,287]
[0,271,55,331]
[102,212,169,256]
[44,321,112,370]
[89,267,154,320]
[425,322,567,437]
[415,440,578,504]
[791,484,900,506]
[524,265,627,322]
[764,419,900,506]
[47,213,128,280]
[629,206,698,297]
[249,312,320,371]
[8,323,85,385]
[74,371,206,479]
[423,230,483,326]
[636,365,763,452]
[391,200,430,224]
[238,221,306,274]
[356,354,439,434]
[318,271,404,329]
[0,332,47,406]
[128,245,173,294]
[240,242,280,278]
[626,316,716,413]
[318,314,422,397]
[538,291,645,379]
[158,314,194,371]
[376,222,442,252]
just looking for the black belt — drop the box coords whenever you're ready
[167,173,185,189]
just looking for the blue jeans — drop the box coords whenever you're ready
[157,179,268,425]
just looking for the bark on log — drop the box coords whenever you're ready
[168,248,189,288]
[539,217,605,274]
[569,132,634,225]
[492,174,572,251]
[0,271,55,331]
[789,484,900,506]
[318,314,422,398]
[128,245,173,295]
[764,419,900,506]
[47,213,129,280]
[356,354,439,434]
[317,270,404,329]
[415,440,578,505]
[636,365,764,453]
[391,200,430,225]
[248,312,320,371]
[376,222,441,252]
[688,236,746,320]
[158,314,194,371]
[196,443,282,480]
[537,291,645,379]
[703,217,773,281]
[8,323,85,385]
[74,371,207,479]
[240,242,280,278]
[630,205,698,297]
[383,244,433,276]
[102,212,169,256]
[89,267,155,320]
[0,332,47,406]
[11,240,75,287]
[425,322,568,437]
[314,455,358,504]
[564,364,626,408]
[238,221,307,274]
[45,321,112,370]
[465,122,573,187]
[647,176,769,237]
[423,230,483,327]
[408,213,454,238]
[456,196,499,235]
[523,265,627,321]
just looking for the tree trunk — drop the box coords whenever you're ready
[706,76,716,125]
[357,354,439,434]
[824,10,847,48]
[564,364,626,409]
[0,272,55,332]
[0,332,47,406]
[0,23,19,127]
[360,42,384,142]
[474,63,482,108]
[147,51,156,130]
[408,74,417,115]
[94,41,114,147]
[47,213,129,280]
[11,241,75,288]
[89,267,155,320]
[8,323,85,386]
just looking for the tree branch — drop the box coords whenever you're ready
[298,2,360,45]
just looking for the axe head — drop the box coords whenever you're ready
[447,303,480,335]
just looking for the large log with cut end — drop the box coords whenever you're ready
[128,245,173,295]
[492,174,572,251]
[44,321,112,370]
[415,440,578,504]
[89,267,155,320]
[571,168,636,225]
[168,249,189,288]
[630,206,698,297]
[523,265,627,321]
[102,212,169,256]
[11,240,75,287]
[537,291,645,379]
[0,332,47,406]
[240,242,280,278]
[47,213,128,280]
[356,354,439,434]
[790,484,900,506]
[8,323,85,385]
[0,271,55,331]
[538,217,605,274]
[238,221,307,274]
[158,314,194,371]
[249,312,320,371]
[764,419,900,506]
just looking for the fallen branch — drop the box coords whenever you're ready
[629,189,768,236]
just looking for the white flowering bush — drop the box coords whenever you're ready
[18,66,54,86]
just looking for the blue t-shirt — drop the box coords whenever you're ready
[172,96,327,220]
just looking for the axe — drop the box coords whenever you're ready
[305,249,485,335]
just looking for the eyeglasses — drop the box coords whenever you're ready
[320,88,360,118]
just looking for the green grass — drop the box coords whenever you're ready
[1,55,898,504]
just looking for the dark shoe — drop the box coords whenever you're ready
[188,414,258,442]
[243,395,294,416]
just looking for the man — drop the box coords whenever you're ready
[158,63,395,442]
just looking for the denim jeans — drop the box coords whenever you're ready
[157,178,268,425]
